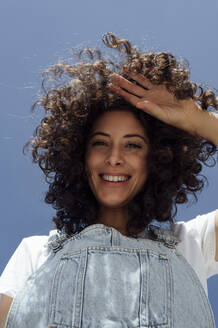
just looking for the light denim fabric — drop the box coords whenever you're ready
[5,223,215,328]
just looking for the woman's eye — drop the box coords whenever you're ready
[91,141,107,146]
[91,141,142,148]
[126,143,141,149]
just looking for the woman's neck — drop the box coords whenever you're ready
[97,206,128,236]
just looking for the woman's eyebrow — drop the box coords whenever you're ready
[89,131,147,143]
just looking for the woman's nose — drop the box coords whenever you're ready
[105,148,124,166]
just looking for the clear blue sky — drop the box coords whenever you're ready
[0,0,218,324]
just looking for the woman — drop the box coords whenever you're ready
[0,33,218,327]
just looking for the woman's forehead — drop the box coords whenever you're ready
[89,111,149,143]
[92,110,144,130]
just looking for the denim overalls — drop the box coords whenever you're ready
[5,223,215,328]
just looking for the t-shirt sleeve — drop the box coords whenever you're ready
[194,209,218,278]
[174,209,218,279]
[0,235,50,298]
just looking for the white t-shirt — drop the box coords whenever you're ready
[0,209,218,299]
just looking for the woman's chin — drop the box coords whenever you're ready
[97,197,131,209]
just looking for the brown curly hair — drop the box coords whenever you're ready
[23,33,218,238]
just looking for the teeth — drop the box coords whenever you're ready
[102,175,129,182]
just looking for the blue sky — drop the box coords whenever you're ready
[0,0,218,324]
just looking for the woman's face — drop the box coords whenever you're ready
[85,110,149,209]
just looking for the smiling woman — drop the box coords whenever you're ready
[85,110,149,236]
[0,33,218,327]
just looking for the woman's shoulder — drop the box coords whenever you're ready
[0,229,58,298]
[22,229,58,246]
[18,229,57,255]
[171,208,218,292]
[21,229,58,263]
[1,229,58,273]
[172,208,217,238]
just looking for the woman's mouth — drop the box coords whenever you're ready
[99,174,131,187]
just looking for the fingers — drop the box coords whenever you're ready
[136,101,167,123]
[108,83,142,106]
[122,70,153,90]
[109,73,147,98]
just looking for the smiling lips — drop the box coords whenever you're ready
[100,173,131,177]
[99,174,131,186]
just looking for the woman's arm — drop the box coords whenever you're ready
[108,72,218,146]
[183,108,218,146]
[0,294,13,328]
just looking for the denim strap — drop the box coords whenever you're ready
[148,224,180,248]
[47,230,70,252]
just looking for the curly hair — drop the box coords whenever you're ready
[23,33,218,238]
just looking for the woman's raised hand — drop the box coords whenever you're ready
[108,71,200,134]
